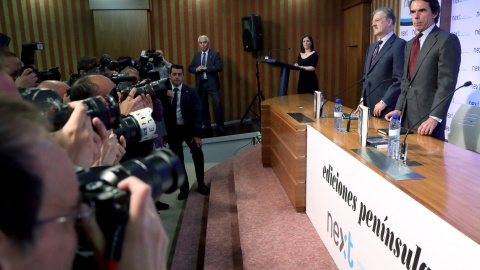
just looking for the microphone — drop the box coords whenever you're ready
[346,78,395,132]
[400,81,472,159]
[319,77,365,117]
[266,48,291,59]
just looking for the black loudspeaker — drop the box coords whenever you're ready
[241,15,263,52]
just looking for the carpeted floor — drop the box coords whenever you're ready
[171,144,337,269]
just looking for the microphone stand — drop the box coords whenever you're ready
[345,78,394,132]
[400,81,472,161]
[319,77,365,118]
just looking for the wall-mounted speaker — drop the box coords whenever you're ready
[241,14,263,52]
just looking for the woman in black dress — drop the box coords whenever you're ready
[294,35,319,94]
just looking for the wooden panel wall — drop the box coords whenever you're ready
[93,10,150,60]
[0,0,95,79]
[149,0,344,122]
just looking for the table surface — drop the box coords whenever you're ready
[262,94,480,245]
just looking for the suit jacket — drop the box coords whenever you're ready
[395,26,461,140]
[188,49,222,90]
[161,84,203,138]
[362,34,406,118]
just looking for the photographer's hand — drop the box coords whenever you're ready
[93,131,122,166]
[52,102,103,168]
[116,176,168,270]
[15,68,38,88]
[120,88,149,115]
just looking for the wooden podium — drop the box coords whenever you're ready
[256,58,302,96]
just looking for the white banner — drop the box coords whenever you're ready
[306,126,480,270]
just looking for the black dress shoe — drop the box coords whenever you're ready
[203,125,213,138]
[155,201,170,210]
[177,191,189,200]
[197,183,210,195]
[218,126,225,136]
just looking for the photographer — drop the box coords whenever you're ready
[0,50,38,88]
[150,49,171,79]
[0,96,168,270]
[72,74,153,115]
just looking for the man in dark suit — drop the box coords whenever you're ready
[357,7,405,119]
[188,35,225,136]
[162,64,209,200]
[386,0,461,141]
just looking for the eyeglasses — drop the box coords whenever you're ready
[36,206,95,225]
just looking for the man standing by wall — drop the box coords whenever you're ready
[385,0,461,141]
[357,7,405,118]
[188,35,225,136]
[163,64,209,200]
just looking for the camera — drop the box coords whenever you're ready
[21,88,121,131]
[113,108,157,143]
[117,78,172,100]
[99,54,119,71]
[110,73,138,84]
[134,55,154,79]
[50,94,121,131]
[32,66,61,81]
[20,42,62,81]
[75,148,186,260]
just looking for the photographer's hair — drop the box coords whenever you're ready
[77,56,100,74]
[373,7,396,25]
[169,64,184,74]
[69,80,98,101]
[0,96,50,251]
[409,0,440,24]
[300,35,315,53]
[198,35,209,43]
[120,66,139,76]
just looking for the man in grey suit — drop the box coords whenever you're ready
[188,35,225,136]
[357,7,406,118]
[385,0,461,141]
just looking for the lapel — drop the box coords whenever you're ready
[410,26,439,82]
[368,35,396,74]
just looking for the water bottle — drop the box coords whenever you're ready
[388,114,401,159]
[334,99,343,130]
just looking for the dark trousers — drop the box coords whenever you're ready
[199,80,224,127]
[167,125,205,194]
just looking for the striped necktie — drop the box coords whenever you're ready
[370,40,383,66]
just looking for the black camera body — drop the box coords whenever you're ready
[75,148,186,260]
[117,77,171,101]
[20,42,61,81]
[99,54,119,71]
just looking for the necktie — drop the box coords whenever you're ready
[172,88,179,109]
[409,32,423,79]
[201,52,206,66]
[201,52,207,79]
[370,40,383,66]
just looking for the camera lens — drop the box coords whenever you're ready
[50,94,121,131]
[113,108,156,143]
[135,78,171,99]
[77,148,186,199]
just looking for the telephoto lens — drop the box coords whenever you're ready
[50,94,121,131]
[121,78,172,100]
[113,107,157,143]
[76,148,186,200]
[75,148,186,261]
